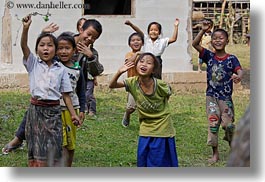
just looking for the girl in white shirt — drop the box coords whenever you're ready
[125,19,179,79]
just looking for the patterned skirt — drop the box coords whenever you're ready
[25,103,63,167]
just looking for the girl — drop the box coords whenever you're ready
[1,20,80,155]
[57,32,86,167]
[109,52,178,167]
[122,32,144,127]
[192,20,243,164]
[125,19,179,79]
[21,15,80,167]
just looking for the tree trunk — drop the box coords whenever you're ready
[219,0,227,28]
[227,106,250,167]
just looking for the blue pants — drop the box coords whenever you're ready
[15,111,27,141]
[137,136,178,167]
[86,80,96,114]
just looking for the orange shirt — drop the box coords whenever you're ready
[125,51,138,77]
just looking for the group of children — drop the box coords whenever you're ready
[2,16,243,167]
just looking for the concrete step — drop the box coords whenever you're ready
[0,72,246,92]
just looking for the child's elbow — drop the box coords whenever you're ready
[109,84,115,89]
[192,42,198,49]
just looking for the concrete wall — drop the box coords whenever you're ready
[0,0,193,74]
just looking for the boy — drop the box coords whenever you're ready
[192,20,243,163]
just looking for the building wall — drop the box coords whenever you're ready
[0,0,193,74]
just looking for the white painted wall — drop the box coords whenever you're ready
[0,0,193,74]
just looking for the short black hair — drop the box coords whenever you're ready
[212,28,229,39]
[57,32,76,49]
[82,19,103,38]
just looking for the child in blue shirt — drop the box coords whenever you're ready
[192,19,243,164]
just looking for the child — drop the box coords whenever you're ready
[192,20,243,164]
[125,18,179,79]
[1,21,81,155]
[197,18,214,72]
[21,15,80,167]
[109,52,178,167]
[121,32,144,127]
[57,32,86,167]
[1,18,93,154]
[76,17,87,33]
[74,19,103,117]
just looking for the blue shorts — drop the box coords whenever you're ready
[137,136,178,167]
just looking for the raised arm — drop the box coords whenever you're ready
[109,61,135,89]
[20,15,32,60]
[125,20,144,37]
[192,19,212,53]
[168,18,180,45]
[41,22,59,33]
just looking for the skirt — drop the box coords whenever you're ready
[25,103,63,167]
[137,136,178,167]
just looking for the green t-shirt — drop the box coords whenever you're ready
[124,76,176,137]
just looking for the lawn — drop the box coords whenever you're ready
[0,88,250,167]
[0,44,250,167]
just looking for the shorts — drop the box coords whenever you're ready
[61,109,79,150]
[126,93,136,110]
[198,58,203,64]
[206,96,235,147]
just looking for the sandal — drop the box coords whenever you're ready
[2,143,24,155]
[121,113,130,128]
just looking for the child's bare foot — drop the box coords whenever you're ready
[208,157,219,164]
[208,147,219,164]
[208,154,219,164]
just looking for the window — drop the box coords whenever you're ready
[84,0,132,15]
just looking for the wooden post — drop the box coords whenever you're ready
[1,3,13,64]
[219,0,227,28]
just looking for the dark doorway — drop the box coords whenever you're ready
[84,0,131,15]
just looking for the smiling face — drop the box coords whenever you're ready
[147,23,161,41]
[211,31,228,51]
[79,26,100,46]
[136,54,156,77]
[36,36,56,64]
[57,40,75,64]
[129,34,143,52]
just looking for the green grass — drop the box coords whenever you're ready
[0,88,250,167]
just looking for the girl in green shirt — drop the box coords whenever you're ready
[109,52,178,167]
